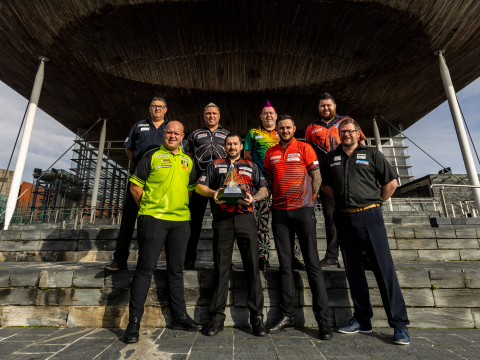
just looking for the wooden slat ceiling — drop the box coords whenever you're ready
[1,0,480,141]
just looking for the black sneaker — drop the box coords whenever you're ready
[171,314,202,332]
[267,316,295,334]
[184,259,195,270]
[251,316,267,336]
[105,261,128,271]
[316,316,333,340]
[292,257,306,270]
[124,317,140,343]
[259,256,270,270]
[319,257,340,268]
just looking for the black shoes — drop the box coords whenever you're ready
[316,316,333,340]
[206,320,224,336]
[105,261,127,271]
[319,257,340,268]
[251,316,267,336]
[124,317,140,343]
[292,257,306,270]
[267,316,296,334]
[171,314,202,332]
[259,256,270,270]
[184,259,195,270]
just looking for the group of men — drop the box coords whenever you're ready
[105,94,411,346]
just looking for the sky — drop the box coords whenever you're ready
[0,76,479,184]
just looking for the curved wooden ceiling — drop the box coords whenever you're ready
[0,0,479,140]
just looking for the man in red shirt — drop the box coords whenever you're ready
[264,115,332,340]
[305,93,366,267]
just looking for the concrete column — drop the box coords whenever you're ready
[4,57,48,230]
[436,50,480,210]
[373,118,394,211]
[90,119,107,221]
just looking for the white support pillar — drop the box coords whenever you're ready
[90,119,107,222]
[436,50,480,210]
[373,118,394,211]
[3,57,48,230]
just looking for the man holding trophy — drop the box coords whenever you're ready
[196,133,269,336]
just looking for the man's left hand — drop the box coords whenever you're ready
[237,192,255,205]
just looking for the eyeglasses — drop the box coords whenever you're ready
[151,105,166,109]
[339,130,359,135]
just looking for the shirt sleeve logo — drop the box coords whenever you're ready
[124,137,129,142]
[356,160,370,165]
[313,160,319,165]
[357,154,367,159]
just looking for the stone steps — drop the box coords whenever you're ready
[0,262,479,328]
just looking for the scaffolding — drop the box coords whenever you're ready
[70,130,130,218]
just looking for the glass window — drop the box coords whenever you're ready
[392,138,405,147]
[382,148,394,156]
[396,157,408,166]
[394,148,407,156]
[397,167,410,176]
[381,139,391,146]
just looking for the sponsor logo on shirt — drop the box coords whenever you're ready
[275,134,279,137]
[356,160,370,165]
[182,165,189,171]
[199,175,207,182]
[260,176,265,180]
[334,156,341,161]
[156,154,169,158]
[215,133,226,139]
[155,165,171,169]
[140,127,149,131]
[161,159,171,164]
[215,164,228,168]
[287,157,300,161]
[270,156,281,160]
[357,154,367,159]
[334,124,339,128]
[181,160,188,166]
[330,162,341,167]
[312,128,323,134]
[181,156,190,162]
[125,137,129,143]
[138,124,149,127]
[239,167,252,172]
[288,153,300,157]
[239,171,252,177]
[255,135,263,139]
[219,168,227,173]
[271,160,280,164]
[313,160,319,165]
[197,133,208,139]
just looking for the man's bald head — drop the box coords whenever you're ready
[163,120,185,151]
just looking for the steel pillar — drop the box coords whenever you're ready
[4,57,48,230]
[90,119,107,221]
[373,118,394,211]
[435,50,480,210]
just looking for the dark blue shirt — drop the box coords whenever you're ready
[123,118,169,165]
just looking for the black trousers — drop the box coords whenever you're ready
[129,215,190,321]
[185,192,215,263]
[112,189,138,265]
[320,189,339,260]
[272,207,329,318]
[210,212,264,322]
[333,207,409,329]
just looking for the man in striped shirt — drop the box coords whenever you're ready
[263,115,332,340]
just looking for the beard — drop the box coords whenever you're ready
[320,107,336,121]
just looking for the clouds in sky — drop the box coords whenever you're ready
[0,73,479,186]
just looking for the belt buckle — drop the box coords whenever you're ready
[348,207,355,214]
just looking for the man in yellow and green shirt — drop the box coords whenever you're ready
[124,121,202,344]
[244,101,303,270]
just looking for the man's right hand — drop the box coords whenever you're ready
[213,188,226,205]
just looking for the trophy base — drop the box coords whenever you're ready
[218,188,247,204]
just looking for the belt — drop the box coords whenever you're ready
[339,203,380,213]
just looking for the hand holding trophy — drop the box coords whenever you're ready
[218,164,247,204]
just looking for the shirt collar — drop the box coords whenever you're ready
[336,142,365,155]
[147,117,169,127]
[160,144,184,155]
[282,137,297,150]
[202,125,223,131]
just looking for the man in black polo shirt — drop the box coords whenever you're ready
[184,103,230,269]
[196,133,268,337]
[105,96,169,271]
[321,119,410,345]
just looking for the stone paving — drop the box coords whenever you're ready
[1,327,480,359]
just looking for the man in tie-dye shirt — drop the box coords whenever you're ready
[244,101,303,270]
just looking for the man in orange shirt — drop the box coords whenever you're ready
[264,115,332,340]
